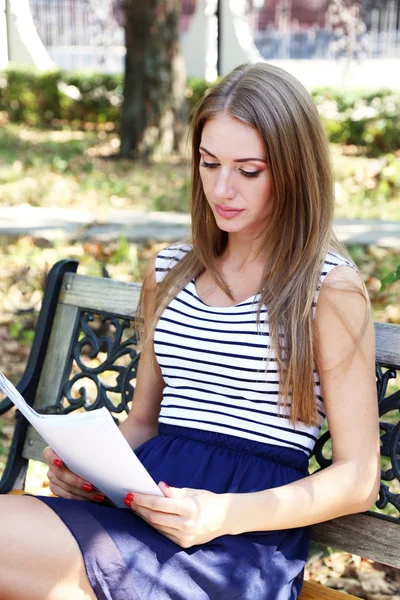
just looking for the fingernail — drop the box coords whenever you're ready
[160,481,170,488]
[82,483,93,492]
[124,498,132,507]
[53,459,62,468]
[125,492,134,501]
[93,494,105,502]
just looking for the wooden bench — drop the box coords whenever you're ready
[0,259,399,599]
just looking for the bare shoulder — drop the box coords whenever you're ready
[322,264,364,291]
[318,264,367,312]
[315,263,374,371]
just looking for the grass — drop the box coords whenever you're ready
[0,122,190,213]
[331,145,400,220]
[0,122,399,218]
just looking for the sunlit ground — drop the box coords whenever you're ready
[0,123,190,213]
[0,122,399,219]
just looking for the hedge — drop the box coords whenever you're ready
[312,88,400,157]
[0,67,399,156]
[0,67,123,127]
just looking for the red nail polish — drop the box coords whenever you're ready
[124,498,132,507]
[82,483,93,492]
[125,492,134,501]
[53,459,62,468]
[93,494,105,502]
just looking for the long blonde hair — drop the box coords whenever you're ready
[139,62,366,426]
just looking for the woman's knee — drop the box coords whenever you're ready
[0,495,96,600]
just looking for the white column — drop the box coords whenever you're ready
[220,0,263,76]
[182,0,218,81]
[6,0,54,69]
[0,0,8,68]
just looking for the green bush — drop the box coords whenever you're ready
[60,72,123,126]
[0,67,61,125]
[0,67,123,127]
[0,68,399,157]
[0,68,207,128]
[185,77,216,112]
[187,83,400,155]
[313,88,400,156]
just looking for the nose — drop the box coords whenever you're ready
[214,168,236,199]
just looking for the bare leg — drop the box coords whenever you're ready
[0,495,97,600]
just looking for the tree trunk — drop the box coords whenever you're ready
[120,0,186,158]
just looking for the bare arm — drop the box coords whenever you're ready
[224,265,381,533]
[44,256,165,500]
[119,256,165,450]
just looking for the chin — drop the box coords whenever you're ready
[215,220,246,233]
[214,215,268,238]
[213,213,243,229]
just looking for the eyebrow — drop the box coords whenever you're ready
[199,146,267,164]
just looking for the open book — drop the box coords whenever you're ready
[0,373,163,508]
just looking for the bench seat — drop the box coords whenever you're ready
[300,581,360,599]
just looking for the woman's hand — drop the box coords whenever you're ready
[42,446,105,503]
[125,481,232,548]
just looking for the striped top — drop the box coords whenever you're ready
[154,244,355,456]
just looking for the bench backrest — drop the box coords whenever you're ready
[20,268,400,568]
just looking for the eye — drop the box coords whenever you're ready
[240,169,261,179]
[200,161,219,169]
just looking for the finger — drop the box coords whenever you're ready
[47,465,94,496]
[137,511,184,543]
[49,481,90,502]
[46,458,94,495]
[135,505,183,530]
[43,447,94,492]
[158,482,192,499]
[133,494,185,516]
[47,472,88,501]
[47,470,103,502]
[49,479,105,503]
[43,446,63,468]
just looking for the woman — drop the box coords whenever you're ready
[0,63,380,600]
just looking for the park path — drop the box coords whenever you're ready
[1,205,399,248]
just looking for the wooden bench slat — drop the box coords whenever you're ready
[60,273,141,318]
[22,427,47,462]
[299,580,360,599]
[60,276,400,369]
[312,512,400,568]
[374,322,400,368]
[60,278,400,367]
[33,303,81,412]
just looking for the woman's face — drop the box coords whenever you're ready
[199,113,273,240]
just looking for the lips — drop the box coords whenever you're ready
[215,204,244,219]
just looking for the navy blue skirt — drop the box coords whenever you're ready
[37,424,311,600]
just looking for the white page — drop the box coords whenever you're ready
[0,373,163,507]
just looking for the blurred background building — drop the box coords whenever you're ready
[2,0,400,87]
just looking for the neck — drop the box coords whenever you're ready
[223,232,270,271]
